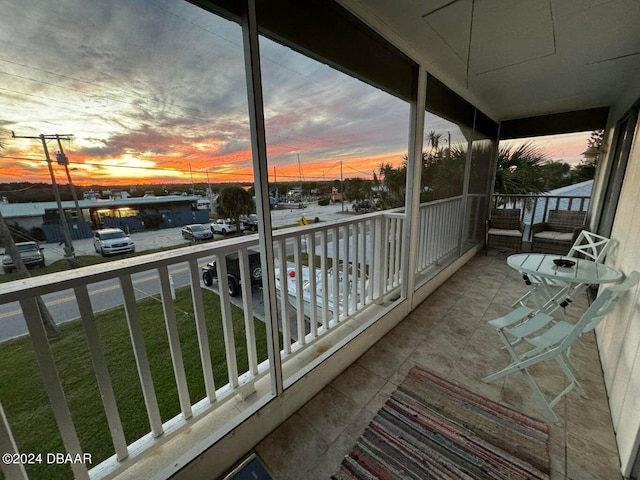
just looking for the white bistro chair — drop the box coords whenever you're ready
[484,271,639,424]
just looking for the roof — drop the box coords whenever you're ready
[547,180,594,197]
[0,195,200,219]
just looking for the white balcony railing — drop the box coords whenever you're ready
[0,199,480,479]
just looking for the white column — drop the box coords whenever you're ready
[402,67,427,303]
[241,0,283,395]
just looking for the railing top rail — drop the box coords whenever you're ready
[419,195,464,207]
[492,194,591,199]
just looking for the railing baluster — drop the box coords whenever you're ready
[342,224,350,318]
[332,226,340,324]
[372,216,384,304]
[359,220,367,306]
[74,285,128,461]
[238,248,258,375]
[351,222,359,313]
[382,217,393,293]
[388,218,396,289]
[308,232,318,337]
[188,258,217,402]
[396,217,402,285]
[293,236,305,344]
[157,266,193,420]
[0,401,28,480]
[18,296,90,480]
[276,238,292,353]
[214,254,239,388]
[320,229,330,329]
[120,275,163,438]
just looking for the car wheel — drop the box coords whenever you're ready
[221,229,227,236]
[250,264,262,282]
[227,276,239,297]
[202,270,213,286]
[3,267,11,274]
[100,248,107,257]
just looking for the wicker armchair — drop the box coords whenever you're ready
[531,210,587,255]
[486,208,524,253]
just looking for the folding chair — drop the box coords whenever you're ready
[512,231,614,309]
[484,271,639,424]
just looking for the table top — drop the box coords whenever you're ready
[507,253,623,285]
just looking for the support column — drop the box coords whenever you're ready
[402,66,427,304]
[241,0,283,395]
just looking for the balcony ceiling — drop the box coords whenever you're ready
[339,0,640,121]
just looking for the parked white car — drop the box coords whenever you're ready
[2,241,45,273]
[210,219,242,236]
[93,228,135,256]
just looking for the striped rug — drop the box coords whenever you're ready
[332,365,550,480]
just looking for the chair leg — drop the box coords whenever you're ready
[520,369,561,424]
[555,355,587,398]
[482,363,560,424]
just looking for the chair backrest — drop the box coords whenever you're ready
[567,230,613,262]
[547,210,586,233]
[489,208,522,230]
[560,271,640,349]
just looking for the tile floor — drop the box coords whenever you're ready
[255,252,622,480]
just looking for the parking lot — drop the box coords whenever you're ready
[37,201,354,266]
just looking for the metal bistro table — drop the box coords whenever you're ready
[507,253,624,316]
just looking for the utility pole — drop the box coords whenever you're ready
[340,158,344,212]
[274,166,278,200]
[55,135,83,222]
[12,132,78,267]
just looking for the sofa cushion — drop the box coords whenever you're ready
[533,231,574,241]
[488,228,522,238]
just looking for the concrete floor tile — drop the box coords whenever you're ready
[256,413,330,480]
[330,363,386,407]
[297,386,362,444]
[566,434,622,480]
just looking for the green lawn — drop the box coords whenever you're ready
[0,287,270,480]
[1,244,188,284]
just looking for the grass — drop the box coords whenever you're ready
[0,287,270,480]
[0,244,192,284]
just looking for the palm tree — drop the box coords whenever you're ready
[426,130,443,154]
[494,143,549,195]
[378,162,406,208]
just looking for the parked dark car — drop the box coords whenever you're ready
[181,223,213,241]
[352,200,374,212]
[202,249,262,297]
[240,214,259,232]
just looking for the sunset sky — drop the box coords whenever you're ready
[1,0,591,188]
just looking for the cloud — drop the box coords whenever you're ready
[1,0,412,186]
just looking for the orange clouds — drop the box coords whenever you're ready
[1,144,406,186]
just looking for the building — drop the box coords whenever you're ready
[0,195,208,243]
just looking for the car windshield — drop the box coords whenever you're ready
[101,231,126,240]
[16,243,39,252]
[191,225,205,231]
